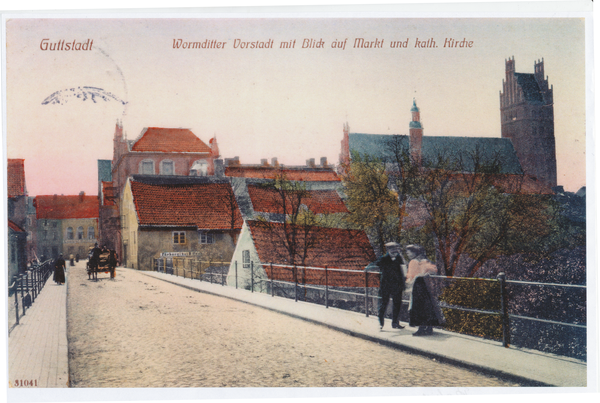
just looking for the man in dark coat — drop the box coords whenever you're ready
[89,243,102,270]
[365,242,407,330]
[53,254,66,285]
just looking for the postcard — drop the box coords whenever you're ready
[1,1,596,402]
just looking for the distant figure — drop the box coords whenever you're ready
[75,253,80,263]
[53,254,66,285]
[405,245,444,336]
[365,242,407,330]
[69,253,74,266]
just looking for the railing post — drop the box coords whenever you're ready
[325,266,329,309]
[235,261,238,289]
[270,263,274,297]
[14,280,20,325]
[497,272,511,348]
[31,270,36,302]
[364,270,369,317]
[251,261,254,292]
[20,275,26,316]
[294,265,298,302]
[222,266,225,286]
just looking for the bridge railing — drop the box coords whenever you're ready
[7,260,54,335]
[154,257,586,358]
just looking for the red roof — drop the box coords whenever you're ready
[7,159,26,197]
[8,220,25,233]
[35,195,99,219]
[225,166,340,181]
[247,220,376,287]
[247,185,348,214]
[130,181,242,230]
[131,128,211,153]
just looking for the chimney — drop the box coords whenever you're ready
[320,157,328,167]
[271,157,279,167]
[306,158,316,168]
[79,191,85,202]
[214,159,224,177]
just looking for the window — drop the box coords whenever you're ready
[67,227,74,240]
[140,160,155,175]
[43,230,47,239]
[87,226,95,239]
[161,160,174,175]
[53,231,58,240]
[242,250,250,269]
[77,226,84,240]
[199,232,214,244]
[173,231,186,244]
[52,222,57,228]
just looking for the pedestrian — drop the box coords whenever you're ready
[365,242,407,330]
[75,253,79,263]
[69,253,74,266]
[53,253,66,285]
[405,244,444,336]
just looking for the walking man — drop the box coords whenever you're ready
[365,242,407,330]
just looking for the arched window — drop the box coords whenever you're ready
[66,227,74,240]
[139,159,155,175]
[190,160,208,176]
[87,226,95,240]
[77,226,84,240]
[160,160,175,175]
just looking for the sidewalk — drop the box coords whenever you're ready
[140,269,588,388]
[7,266,70,388]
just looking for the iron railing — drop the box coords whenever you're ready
[7,260,54,335]
[153,257,586,356]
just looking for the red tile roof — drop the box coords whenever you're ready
[131,128,212,153]
[247,185,348,214]
[35,195,99,219]
[130,181,242,230]
[225,166,340,181]
[7,159,26,197]
[8,219,25,232]
[247,220,377,287]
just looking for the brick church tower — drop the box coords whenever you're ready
[500,57,557,189]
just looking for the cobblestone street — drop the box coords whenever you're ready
[67,263,519,388]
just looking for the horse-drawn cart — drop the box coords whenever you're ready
[87,251,116,280]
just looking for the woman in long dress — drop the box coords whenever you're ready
[53,254,66,285]
[405,245,444,336]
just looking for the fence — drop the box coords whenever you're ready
[7,260,54,335]
[154,257,586,359]
[154,257,229,284]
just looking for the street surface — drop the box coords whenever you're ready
[67,262,519,387]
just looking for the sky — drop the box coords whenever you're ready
[4,15,587,195]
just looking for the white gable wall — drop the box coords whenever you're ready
[227,221,267,291]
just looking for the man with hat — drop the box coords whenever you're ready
[365,242,407,330]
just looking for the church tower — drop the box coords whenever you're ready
[500,57,557,189]
[409,99,423,164]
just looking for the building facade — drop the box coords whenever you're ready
[120,175,243,270]
[34,194,99,260]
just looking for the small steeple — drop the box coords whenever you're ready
[410,98,422,129]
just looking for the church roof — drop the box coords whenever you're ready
[514,73,545,104]
[348,133,523,175]
[131,128,212,153]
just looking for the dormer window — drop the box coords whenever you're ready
[139,160,155,175]
[161,160,174,175]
